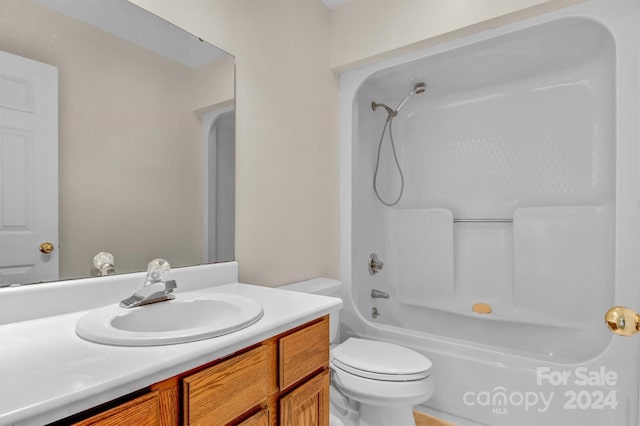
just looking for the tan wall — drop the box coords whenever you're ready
[330,0,587,71]
[130,0,585,287]
[131,0,340,286]
[193,54,235,113]
[0,0,231,279]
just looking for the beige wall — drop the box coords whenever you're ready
[0,0,232,279]
[130,0,584,287]
[131,0,340,286]
[193,54,235,113]
[330,0,587,71]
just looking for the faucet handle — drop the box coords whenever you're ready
[145,258,170,286]
[93,252,115,276]
[368,253,384,275]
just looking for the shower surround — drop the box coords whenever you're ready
[339,1,640,424]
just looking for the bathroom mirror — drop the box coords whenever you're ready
[0,0,235,286]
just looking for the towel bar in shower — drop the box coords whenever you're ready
[453,218,513,223]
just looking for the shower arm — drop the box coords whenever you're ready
[371,101,395,116]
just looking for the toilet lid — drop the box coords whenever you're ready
[331,338,432,381]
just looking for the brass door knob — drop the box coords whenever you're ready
[39,242,54,254]
[605,306,640,336]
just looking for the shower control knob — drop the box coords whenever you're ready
[368,253,384,275]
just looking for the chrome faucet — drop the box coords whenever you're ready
[120,259,177,308]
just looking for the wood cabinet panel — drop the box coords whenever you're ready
[279,318,329,390]
[183,345,268,426]
[238,408,269,426]
[279,370,329,426]
[151,377,179,426]
[72,390,160,426]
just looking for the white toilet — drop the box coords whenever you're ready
[280,278,434,426]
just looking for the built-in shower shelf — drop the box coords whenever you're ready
[398,298,585,330]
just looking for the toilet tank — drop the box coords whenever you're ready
[278,278,342,342]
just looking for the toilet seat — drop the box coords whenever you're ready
[331,338,432,382]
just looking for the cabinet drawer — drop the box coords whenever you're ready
[279,317,329,390]
[72,391,160,426]
[183,345,268,426]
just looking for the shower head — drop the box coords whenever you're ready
[371,82,426,116]
[394,82,426,113]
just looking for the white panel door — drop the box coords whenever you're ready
[0,50,58,285]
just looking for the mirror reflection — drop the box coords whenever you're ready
[0,0,235,286]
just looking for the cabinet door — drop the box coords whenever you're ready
[237,408,269,426]
[72,391,160,426]
[280,370,329,426]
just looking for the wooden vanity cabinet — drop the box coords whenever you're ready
[177,315,329,426]
[279,371,330,426]
[71,391,161,426]
[238,408,269,426]
[182,345,269,425]
[65,316,330,426]
[278,318,330,426]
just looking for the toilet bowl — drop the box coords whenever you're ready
[331,337,434,426]
[280,278,434,426]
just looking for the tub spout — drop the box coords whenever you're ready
[371,289,389,299]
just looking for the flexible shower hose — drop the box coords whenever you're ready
[373,113,404,206]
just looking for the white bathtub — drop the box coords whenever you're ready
[339,1,640,424]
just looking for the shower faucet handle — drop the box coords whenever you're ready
[368,253,384,275]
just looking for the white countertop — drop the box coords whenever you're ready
[0,280,341,426]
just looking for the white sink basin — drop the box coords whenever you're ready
[76,293,264,346]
